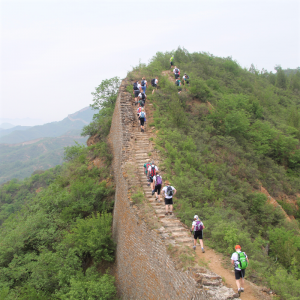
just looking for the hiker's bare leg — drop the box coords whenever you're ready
[240,278,245,289]
[235,280,241,290]
[165,205,169,213]
[200,239,204,248]
[169,204,173,212]
[155,191,158,198]
[194,239,197,247]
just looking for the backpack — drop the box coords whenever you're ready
[175,68,179,74]
[166,186,173,197]
[186,75,189,79]
[194,220,203,231]
[133,82,138,90]
[141,80,145,86]
[140,111,145,118]
[150,166,156,177]
[236,252,248,270]
[140,93,145,100]
[137,107,142,113]
[156,175,162,185]
[175,80,180,86]
[146,163,151,171]
[151,78,155,86]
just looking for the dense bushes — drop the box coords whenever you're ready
[130,48,300,299]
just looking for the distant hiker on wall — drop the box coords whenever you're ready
[173,66,180,79]
[151,77,158,94]
[144,159,151,186]
[191,215,205,252]
[141,77,148,93]
[175,77,182,94]
[133,80,141,105]
[170,55,174,68]
[161,180,176,215]
[153,171,162,202]
[138,91,146,107]
[231,245,249,295]
[138,108,146,132]
[148,161,158,192]
[182,73,190,85]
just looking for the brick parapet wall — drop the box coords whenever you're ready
[109,79,235,300]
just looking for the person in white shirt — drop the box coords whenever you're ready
[153,171,162,202]
[191,215,205,252]
[138,108,146,132]
[148,162,158,191]
[133,80,140,105]
[161,181,176,215]
[152,77,158,94]
[231,245,249,294]
[141,77,148,93]
[173,66,180,79]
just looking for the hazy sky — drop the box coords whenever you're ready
[1,0,299,125]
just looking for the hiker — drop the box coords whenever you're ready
[153,171,162,202]
[175,77,182,94]
[182,73,190,85]
[138,91,146,107]
[170,55,174,68]
[138,108,146,132]
[151,77,158,94]
[161,180,176,215]
[144,159,151,186]
[137,104,143,125]
[148,161,158,192]
[173,66,180,79]
[141,77,148,93]
[231,245,249,294]
[191,215,205,253]
[133,80,141,105]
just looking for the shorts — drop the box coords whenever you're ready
[178,88,182,92]
[152,83,157,88]
[154,184,161,194]
[234,269,245,280]
[194,230,203,240]
[149,176,154,183]
[140,118,145,126]
[170,61,173,66]
[164,197,173,205]
[175,74,179,79]
[134,90,139,97]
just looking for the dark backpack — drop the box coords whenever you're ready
[156,175,162,185]
[194,220,203,231]
[150,166,156,177]
[133,82,138,90]
[151,78,155,86]
[186,75,189,79]
[175,68,179,74]
[140,93,145,100]
[175,80,179,86]
[141,80,145,86]
[166,186,173,197]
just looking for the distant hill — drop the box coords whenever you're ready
[0,123,15,129]
[0,107,94,144]
[0,135,87,184]
[0,125,32,138]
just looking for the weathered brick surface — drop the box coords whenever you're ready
[109,79,237,300]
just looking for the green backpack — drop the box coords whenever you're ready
[236,252,248,269]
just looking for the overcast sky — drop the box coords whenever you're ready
[0,0,299,125]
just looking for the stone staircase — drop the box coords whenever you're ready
[126,93,239,300]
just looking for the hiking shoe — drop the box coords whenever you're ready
[165,212,168,216]
[169,212,172,215]
[202,248,205,253]
[193,246,196,251]
[152,190,155,195]
[240,288,244,292]
[238,289,241,295]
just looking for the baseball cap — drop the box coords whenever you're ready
[194,215,198,219]
[235,245,241,250]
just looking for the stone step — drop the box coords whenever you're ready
[164,227,186,232]
[170,231,190,238]
[175,237,193,244]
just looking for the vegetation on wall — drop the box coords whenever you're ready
[128,48,300,299]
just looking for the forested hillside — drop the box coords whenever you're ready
[0,79,119,299]
[127,49,300,299]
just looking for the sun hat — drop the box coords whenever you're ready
[235,245,241,250]
[194,215,198,219]
[165,180,170,185]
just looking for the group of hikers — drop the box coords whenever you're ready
[135,58,249,296]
